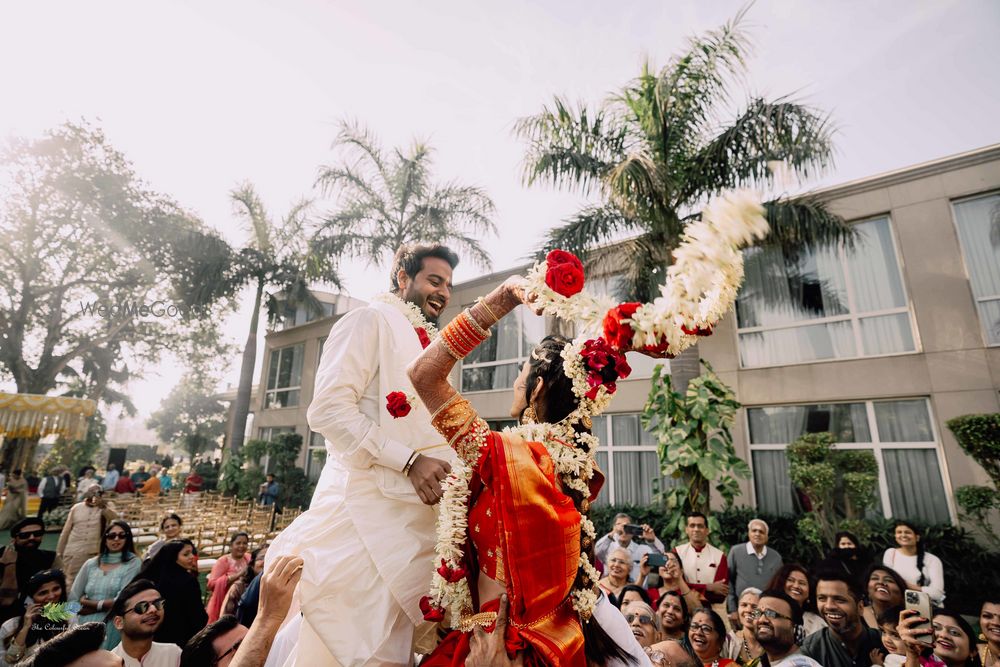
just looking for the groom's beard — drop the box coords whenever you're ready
[400,289,440,326]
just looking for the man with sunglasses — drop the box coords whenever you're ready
[110,579,181,666]
[754,590,822,667]
[0,518,60,623]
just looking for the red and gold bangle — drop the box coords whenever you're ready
[461,309,491,339]
[439,312,489,359]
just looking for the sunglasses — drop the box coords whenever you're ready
[754,608,794,622]
[125,598,165,615]
[625,613,655,626]
[16,529,44,539]
[105,532,128,540]
[215,638,243,664]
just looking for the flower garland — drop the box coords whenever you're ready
[522,189,769,354]
[371,292,440,341]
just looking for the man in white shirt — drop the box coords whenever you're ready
[110,579,181,667]
[595,513,664,583]
[672,511,729,606]
[265,244,460,666]
[754,589,822,667]
[101,464,120,492]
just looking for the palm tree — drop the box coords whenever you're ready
[516,7,857,392]
[311,121,497,269]
[226,183,341,454]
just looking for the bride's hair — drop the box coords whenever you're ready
[522,335,636,666]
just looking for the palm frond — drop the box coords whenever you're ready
[394,141,433,221]
[533,204,640,259]
[314,165,391,220]
[515,96,628,194]
[682,97,835,200]
[230,182,272,253]
[637,6,752,166]
[334,120,390,184]
[760,196,857,258]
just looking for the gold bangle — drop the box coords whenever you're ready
[461,310,491,339]
[439,330,464,359]
[475,297,499,326]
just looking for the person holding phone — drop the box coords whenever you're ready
[897,607,981,667]
[641,551,702,613]
[595,513,665,583]
[0,569,74,664]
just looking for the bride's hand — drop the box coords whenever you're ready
[500,276,542,315]
[467,594,524,667]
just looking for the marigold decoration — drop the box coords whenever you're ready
[385,391,413,418]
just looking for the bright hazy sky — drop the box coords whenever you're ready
[2,1,998,427]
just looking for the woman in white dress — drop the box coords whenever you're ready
[882,521,945,606]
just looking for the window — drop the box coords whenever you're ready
[590,413,673,506]
[736,217,916,367]
[587,275,661,379]
[273,301,336,331]
[952,192,1000,345]
[746,399,951,523]
[461,305,544,392]
[257,426,295,474]
[265,344,304,408]
[307,432,327,483]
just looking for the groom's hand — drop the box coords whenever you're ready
[408,454,451,505]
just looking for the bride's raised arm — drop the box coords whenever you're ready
[407,276,527,415]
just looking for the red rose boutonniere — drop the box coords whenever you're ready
[385,391,414,418]
[545,249,585,298]
[415,327,431,349]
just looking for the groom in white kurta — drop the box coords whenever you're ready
[266,246,458,667]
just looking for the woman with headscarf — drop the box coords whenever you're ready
[132,538,207,647]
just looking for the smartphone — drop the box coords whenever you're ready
[904,590,933,645]
[624,523,645,538]
[646,552,667,569]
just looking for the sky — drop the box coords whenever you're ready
[1,0,998,431]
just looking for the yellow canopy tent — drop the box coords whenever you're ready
[0,392,97,471]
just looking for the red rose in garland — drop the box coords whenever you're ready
[682,324,713,337]
[415,327,431,349]
[544,250,585,297]
[385,391,412,418]
[419,595,445,622]
[580,337,632,399]
[602,302,641,351]
[436,559,467,584]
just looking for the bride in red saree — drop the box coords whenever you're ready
[407,277,645,667]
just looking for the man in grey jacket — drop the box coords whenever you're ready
[726,519,783,625]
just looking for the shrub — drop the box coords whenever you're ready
[787,432,879,553]
[643,362,749,538]
[946,414,1000,487]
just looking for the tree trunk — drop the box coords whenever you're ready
[228,280,265,455]
[669,340,701,395]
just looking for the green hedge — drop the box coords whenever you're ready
[588,505,1000,614]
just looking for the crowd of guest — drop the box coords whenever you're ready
[591,510,995,667]
[0,495,301,667]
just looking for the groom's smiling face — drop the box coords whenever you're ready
[397,256,453,325]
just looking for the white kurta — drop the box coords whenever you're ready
[266,300,454,667]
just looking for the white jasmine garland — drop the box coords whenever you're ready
[523,189,768,355]
[372,292,440,340]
